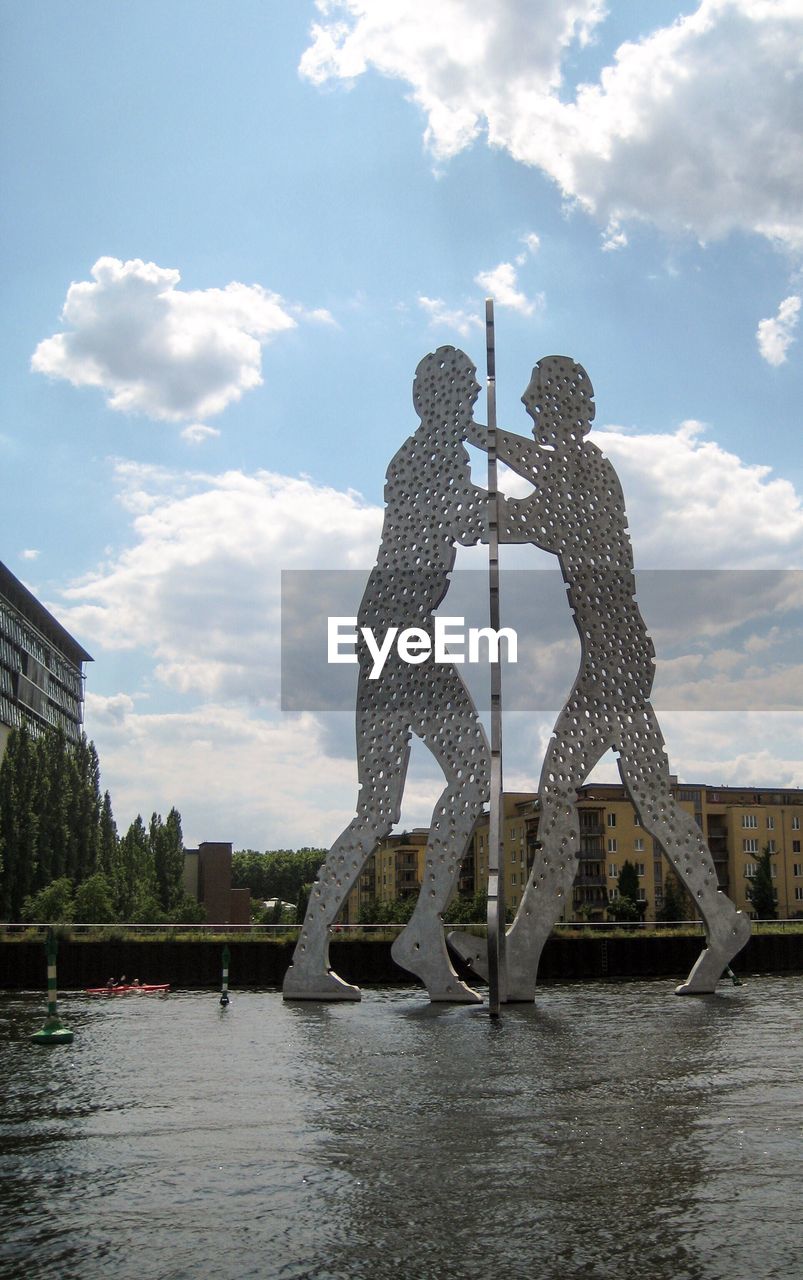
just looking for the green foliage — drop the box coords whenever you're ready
[607,859,645,923]
[150,808,185,914]
[73,872,116,923]
[358,895,417,925]
[656,870,691,922]
[232,848,326,902]
[0,724,40,916]
[296,881,313,924]
[172,894,207,925]
[98,790,118,878]
[21,876,74,923]
[747,844,778,919]
[443,890,487,924]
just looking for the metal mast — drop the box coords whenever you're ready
[484,298,506,1016]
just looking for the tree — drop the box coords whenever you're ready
[747,844,777,919]
[98,790,118,879]
[233,848,326,903]
[73,872,116,923]
[607,859,645,923]
[36,728,72,884]
[0,724,40,917]
[21,876,74,923]
[117,816,154,919]
[67,735,101,881]
[657,870,690,922]
[150,808,185,915]
[443,890,487,924]
[296,881,313,924]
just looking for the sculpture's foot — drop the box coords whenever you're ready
[446,930,489,980]
[282,966,361,1001]
[448,930,543,1002]
[675,910,750,995]
[392,928,482,1003]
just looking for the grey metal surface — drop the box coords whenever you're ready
[450,355,750,999]
[283,347,491,1002]
[484,300,506,1016]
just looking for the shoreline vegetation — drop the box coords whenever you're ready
[2,924,802,992]
[3,920,802,944]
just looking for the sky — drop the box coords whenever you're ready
[1,0,803,851]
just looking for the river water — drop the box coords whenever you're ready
[0,977,800,1280]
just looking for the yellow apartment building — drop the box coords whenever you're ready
[344,782,803,923]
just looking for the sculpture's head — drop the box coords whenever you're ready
[522,355,595,446]
[413,346,480,433]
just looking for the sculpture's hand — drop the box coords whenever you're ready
[465,420,488,451]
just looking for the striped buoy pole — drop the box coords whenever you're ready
[220,944,231,1006]
[31,929,73,1045]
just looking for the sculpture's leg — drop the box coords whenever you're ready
[391,672,490,1003]
[617,707,751,994]
[450,716,598,1001]
[283,720,411,1001]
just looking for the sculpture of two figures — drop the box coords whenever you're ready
[283,346,750,1004]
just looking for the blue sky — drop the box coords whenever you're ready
[2,0,802,849]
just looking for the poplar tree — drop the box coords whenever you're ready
[0,725,40,917]
[98,790,119,879]
[747,844,777,919]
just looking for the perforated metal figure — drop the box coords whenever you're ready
[451,355,750,999]
[283,346,491,1002]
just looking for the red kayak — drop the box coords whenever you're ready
[84,984,170,996]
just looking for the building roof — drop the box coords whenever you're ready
[0,561,93,666]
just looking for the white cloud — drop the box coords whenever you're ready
[418,295,483,337]
[84,695,359,849]
[21,548,40,561]
[474,262,542,315]
[601,220,628,252]
[61,463,383,702]
[31,256,300,424]
[181,423,221,445]
[302,0,803,251]
[597,419,803,568]
[756,295,801,365]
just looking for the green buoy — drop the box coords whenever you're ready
[31,930,73,1046]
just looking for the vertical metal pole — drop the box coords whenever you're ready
[31,928,73,1044]
[220,944,231,1006]
[485,299,506,1016]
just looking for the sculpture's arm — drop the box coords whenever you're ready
[465,422,538,478]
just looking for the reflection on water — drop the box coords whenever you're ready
[0,977,800,1280]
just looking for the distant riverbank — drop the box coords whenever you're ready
[2,928,802,990]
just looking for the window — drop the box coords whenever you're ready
[794,841,801,853]
[796,887,803,901]
[609,887,620,901]
[607,838,617,853]
[767,839,776,854]
[511,873,517,885]
[608,863,618,878]
[743,839,759,853]
[767,815,775,829]
[794,864,803,877]
[633,814,641,827]
[637,888,646,902]
[742,814,758,828]
[607,813,617,828]
[636,863,646,877]
[634,838,644,852]
[793,817,800,831]
[745,863,758,877]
